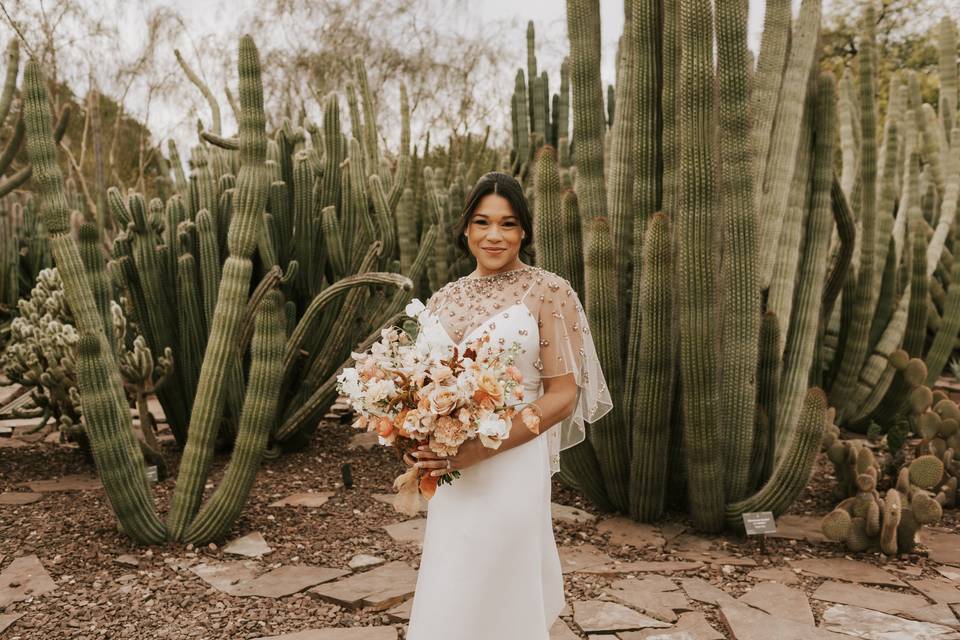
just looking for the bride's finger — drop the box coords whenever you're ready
[416,459,448,470]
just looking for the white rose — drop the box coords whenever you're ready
[336,368,362,398]
[366,378,397,403]
[405,298,427,318]
[477,411,510,439]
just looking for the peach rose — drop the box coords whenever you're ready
[476,372,504,404]
[505,365,523,383]
[428,386,460,416]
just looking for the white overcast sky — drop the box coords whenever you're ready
[104,0,805,151]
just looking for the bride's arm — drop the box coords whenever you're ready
[485,373,577,458]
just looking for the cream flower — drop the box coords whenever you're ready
[405,298,427,319]
[428,385,460,416]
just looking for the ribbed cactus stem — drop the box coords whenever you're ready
[628,213,674,521]
[0,39,20,130]
[174,49,222,136]
[716,0,761,502]
[24,59,164,543]
[832,2,878,419]
[607,20,637,302]
[166,35,269,541]
[534,146,568,279]
[748,0,791,193]
[566,0,608,219]
[184,290,284,544]
[776,73,835,461]
[725,388,828,530]
[756,0,821,287]
[585,217,628,510]
[677,0,724,531]
[78,222,115,360]
[76,335,166,543]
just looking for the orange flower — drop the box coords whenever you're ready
[377,416,393,437]
[476,372,504,403]
[419,473,439,499]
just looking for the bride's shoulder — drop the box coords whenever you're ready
[529,266,575,294]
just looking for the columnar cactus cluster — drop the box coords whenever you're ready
[536,0,834,532]
[21,35,421,544]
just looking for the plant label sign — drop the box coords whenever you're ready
[742,511,776,535]
[145,466,158,483]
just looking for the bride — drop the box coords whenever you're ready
[402,171,612,639]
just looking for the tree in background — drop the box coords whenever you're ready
[820,0,947,115]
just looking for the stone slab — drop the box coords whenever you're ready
[573,600,671,634]
[675,551,757,567]
[549,618,580,640]
[909,579,960,605]
[348,555,385,570]
[223,531,273,558]
[719,601,848,640]
[552,502,597,524]
[308,561,417,611]
[739,582,814,626]
[619,611,724,640]
[935,566,960,582]
[767,515,830,544]
[677,578,737,607]
[924,530,960,567]
[821,604,960,640]
[558,544,615,574]
[597,517,665,548]
[581,560,704,576]
[0,612,23,634]
[607,586,693,623]
[231,565,349,598]
[382,519,425,546]
[0,554,57,608]
[788,558,906,587]
[384,598,412,622]
[0,492,43,505]
[19,474,102,492]
[812,581,934,621]
[190,560,265,592]
[269,492,335,508]
[252,627,397,640]
[0,437,27,448]
[747,567,800,585]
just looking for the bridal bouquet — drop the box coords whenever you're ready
[336,299,541,515]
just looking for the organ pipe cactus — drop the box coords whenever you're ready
[21,31,425,545]
[545,0,835,532]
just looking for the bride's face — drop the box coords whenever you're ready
[464,193,525,272]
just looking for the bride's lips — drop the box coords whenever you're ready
[483,247,505,254]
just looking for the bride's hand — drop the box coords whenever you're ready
[413,439,492,477]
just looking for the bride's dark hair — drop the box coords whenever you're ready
[453,171,534,261]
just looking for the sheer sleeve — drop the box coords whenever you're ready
[536,274,613,473]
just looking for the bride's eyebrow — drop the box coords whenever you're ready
[472,212,518,221]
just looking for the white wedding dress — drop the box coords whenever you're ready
[405,265,612,640]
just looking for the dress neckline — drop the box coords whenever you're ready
[463,264,534,281]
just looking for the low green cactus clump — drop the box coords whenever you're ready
[0,267,170,463]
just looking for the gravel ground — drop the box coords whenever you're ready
[0,408,957,640]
